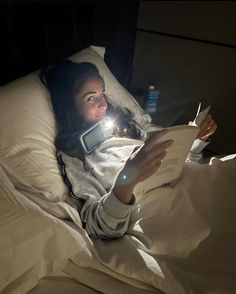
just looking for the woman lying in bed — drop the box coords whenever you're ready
[39,60,220,241]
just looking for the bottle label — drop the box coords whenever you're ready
[144,89,160,114]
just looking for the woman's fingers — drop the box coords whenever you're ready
[136,149,169,181]
[143,129,171,152]
[131,131,169,158]
[198,114,211,133]
[150,139,173,156]
[149,150,167,171]
[134,139,172,172]
[198,114,217,140]
[123,129,175,186]
[145,129,169,145]
[200,123,218,141]
[137,138,173,163]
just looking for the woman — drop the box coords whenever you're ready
[40,60,217,240]
[40,60,236,293]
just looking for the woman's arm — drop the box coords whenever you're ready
[113,129,173,204]
[60,130,172,239]
[58,150,136,240]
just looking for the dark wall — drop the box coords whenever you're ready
[0,2,139,86]
[132,1,236,155]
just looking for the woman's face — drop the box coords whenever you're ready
[75,77,107,124]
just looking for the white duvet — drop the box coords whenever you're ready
[1,135,236,293]
[63,138,236,293]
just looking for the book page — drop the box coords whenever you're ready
[134,125,199,196]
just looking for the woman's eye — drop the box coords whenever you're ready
[87,96,95,102]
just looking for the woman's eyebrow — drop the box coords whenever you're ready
[82,89,105,97]
[83,91,96,96]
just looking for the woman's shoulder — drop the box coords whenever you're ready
[56,131,84,159]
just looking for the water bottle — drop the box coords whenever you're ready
[144,85,160,114]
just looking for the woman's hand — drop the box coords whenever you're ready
[189,114,217,141]
[113,129,173,204]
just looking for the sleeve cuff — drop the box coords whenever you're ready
[191,139,210,154]
[101,191,136,219]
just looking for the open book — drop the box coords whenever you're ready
[134,103,210,195]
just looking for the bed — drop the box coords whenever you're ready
[1,3,236,294]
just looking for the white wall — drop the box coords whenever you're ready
[132,1,236,155]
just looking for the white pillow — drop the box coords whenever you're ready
[0,45,150,207]
[0,71,66,202]
[0,167,86,293]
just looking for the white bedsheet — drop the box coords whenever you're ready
[58,136,236,293]
[66,154,236,293]
[0,167,87,294]
[1,152,236,293]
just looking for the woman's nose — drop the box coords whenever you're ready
[98,97,107,108]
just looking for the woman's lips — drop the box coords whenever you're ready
[96,112,106,119]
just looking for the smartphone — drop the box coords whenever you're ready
[79,117,114,153]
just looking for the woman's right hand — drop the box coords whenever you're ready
[113,129,173,204]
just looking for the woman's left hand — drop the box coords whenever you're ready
[189,114,217,141]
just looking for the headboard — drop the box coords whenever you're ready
[0,2,139,86]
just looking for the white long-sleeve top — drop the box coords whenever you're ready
[57,130,209,240]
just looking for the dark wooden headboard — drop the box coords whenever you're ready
[0,2,139,86]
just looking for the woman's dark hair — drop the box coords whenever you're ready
[40,60,102,133]
[40,60,141,157]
